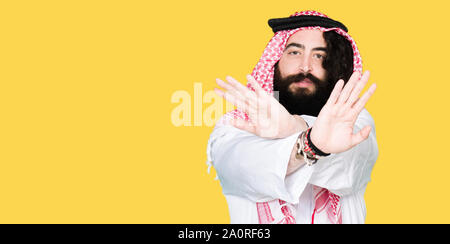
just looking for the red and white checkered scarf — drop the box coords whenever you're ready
[224,10,363,224]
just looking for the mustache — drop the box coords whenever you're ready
[279,72,324,85]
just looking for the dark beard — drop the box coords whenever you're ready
[273,65,333,117]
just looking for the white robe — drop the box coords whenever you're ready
[206,108,378,224]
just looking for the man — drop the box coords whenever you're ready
[207,10,378,224]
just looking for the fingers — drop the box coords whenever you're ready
[246,74,265,96]
[351,125,372,147]
[217,75,258,102]
[215,77,246,100]
[214,87,257,116]
[331,71,376,115]
[326,79,345,105]
[216,76,257,109]
[215,75,269,116]
[215,78,241,101]
[215,78,233,94]
[245,75,267,122]
[352,83,377,113]
[226,76,257,103]
[336,71,361,105]
[346,71,370,107]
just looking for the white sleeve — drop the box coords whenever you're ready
[206,109,378,203]
[299,108,379,196]
[206,117,314,204]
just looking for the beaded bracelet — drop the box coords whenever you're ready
[306,128,331,157]
[295,128,330,166]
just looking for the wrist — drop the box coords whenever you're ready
[295,128,331,167]
[309,127,331,156]
[279,115,308,139]
[291,115,308,133]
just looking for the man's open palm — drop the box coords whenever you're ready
[214,75,301,139]
[311,71,376,154]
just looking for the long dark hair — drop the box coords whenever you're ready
[322,31,354,85]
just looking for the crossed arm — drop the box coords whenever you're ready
[214,71,377,178]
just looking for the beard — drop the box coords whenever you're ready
[273,65,333,117]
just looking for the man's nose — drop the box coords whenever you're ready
[299,56,312,73]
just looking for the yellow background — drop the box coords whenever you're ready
[0,0,449,223]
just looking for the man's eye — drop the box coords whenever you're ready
[288,51,300,55]
[314,54,325,59]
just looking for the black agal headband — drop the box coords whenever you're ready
[268,15,348,33]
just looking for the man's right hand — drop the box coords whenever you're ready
[214,74,307,139]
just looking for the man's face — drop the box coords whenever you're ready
[273,29,332,116]
[277,29,328,96]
